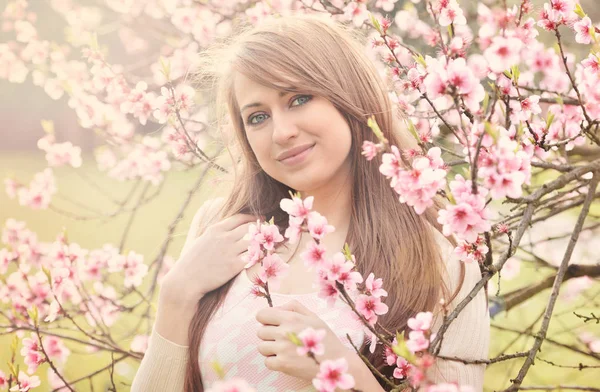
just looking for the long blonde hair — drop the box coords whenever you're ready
[186,14,462,390]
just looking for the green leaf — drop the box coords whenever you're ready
[412,53,427,68]
[210,360,225,379]
[575,4,586,19]
[27,305,39,326]
[159,56,171,82]
[42,266,52,287]
[391,330,416,363]
[40,120,54,135]
[367,116,386,143]
[484,121,498,143]
[89,33,99,51]
[7,362,17,378]
[511,65,520,84]
[405,119,421,144]
[369,13,382,35]
[546,112,556,129]
[287,331,302,346]
[342,243,353,261]
[482,91,490,113]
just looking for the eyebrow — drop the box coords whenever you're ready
[240,90,290,114]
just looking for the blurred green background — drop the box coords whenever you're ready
[1,0,599,390]
[0,152,598,391]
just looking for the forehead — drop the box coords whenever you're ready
[233,72,300,107]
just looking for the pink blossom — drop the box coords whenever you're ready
[393,356,412,379]
[342,2,368,27]
[573,16,593,44]
[379,145,403,187]
[317,277,340,307]
[438,0,466,27]
[510,95,541,123]
[323,253,353,282]
[283,216,303,244]
[44,300,61,323]
[406,330,430,353]
[335,264,363,293]
[256,224,284,251]
[446,58,478,95]
[130,334,149,353]
[280,196,313,220]
[364,273,388,298]
[301,241,327,269]
[484,36,523,73]
[582,53,600,78]
[562,276,594,301]
[259,253,289,291]
[9,371,40,392]
[355,293,389,325]
[119,251,148,288]
[380,147,447,215]
[375,0,398,12]
[438,177,494,243]
[297,327,326,356]
[242,242,263,269]
[361,141,382,161]
[538,3,562,31]
[407,312,433,331]
[37,134,82,168]
[0,370,7,389]
[306,212,335,241]
[21,334,45,374]
[42,335,70,364]
[312,358,355,392]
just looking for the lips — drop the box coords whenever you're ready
[276,143,316,161]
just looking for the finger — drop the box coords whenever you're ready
[256,307,291,326]
[229,221,256,239]
[217,214,262,231]
[257,325,280,341]
[264,355,281,371]
[234,241,251,256]
[276,299,313,316]
[257,340,280,357]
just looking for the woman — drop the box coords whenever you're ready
[131,14,489,392]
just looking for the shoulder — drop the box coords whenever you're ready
[190,197,227,237]
[430,225,481,306]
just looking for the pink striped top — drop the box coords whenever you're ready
[198,269,366,391]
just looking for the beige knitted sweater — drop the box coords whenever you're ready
[131,203,490,391]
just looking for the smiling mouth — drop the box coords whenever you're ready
[278,144,315,166]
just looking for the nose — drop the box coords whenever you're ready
[271,111,299,146]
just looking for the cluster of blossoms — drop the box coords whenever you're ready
[36,132,82,169]
[3,0,600,390]
[4,168,56,210]
[374,145,448,215]
[0,218,162,390]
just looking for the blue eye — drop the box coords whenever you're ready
[291,95,312,106]
[248,113,268,125]
[246,95,312,126]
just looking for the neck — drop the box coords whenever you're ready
[298,166,353,241]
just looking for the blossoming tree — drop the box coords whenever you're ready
[1,0,600,391]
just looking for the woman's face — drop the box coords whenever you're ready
[233,73,353,193]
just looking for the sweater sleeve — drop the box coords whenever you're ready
[130,197,225,392]
[425,230,491,391]
[130,329,190,392]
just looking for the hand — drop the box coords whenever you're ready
[162,208,262,303]
[255,299,354,382]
